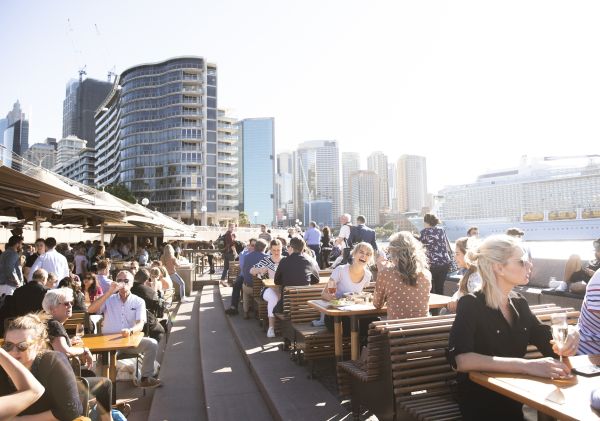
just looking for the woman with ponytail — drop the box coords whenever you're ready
[445,237,482,313]
[373,232,431,319]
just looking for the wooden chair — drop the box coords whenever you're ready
[76,376,90,417]
[64,312,90,335]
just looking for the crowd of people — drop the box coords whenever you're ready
[0,234,192,420]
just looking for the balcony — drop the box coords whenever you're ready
[217,166,237,175]
[217,156,238,164]
[218,199,239,207]
[218,124,237,133]
[218,188,238,195]
[217,176,238,185]
[217,144,237,153]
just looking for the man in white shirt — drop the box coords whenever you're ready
[88,270,162,388]
[28,237,69,285]
[335,214,352,247]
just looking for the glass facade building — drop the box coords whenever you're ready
[239,118,275,225]
[95,57,219,223]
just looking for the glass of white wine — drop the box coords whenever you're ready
[551,313,568,362]
[75,323,85,340]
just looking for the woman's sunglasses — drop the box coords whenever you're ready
[2,340,34,352]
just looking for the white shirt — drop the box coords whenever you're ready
[28,248,69,282]
[330,264,372,298]
[99,292,146,334]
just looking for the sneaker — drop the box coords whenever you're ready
[139,377,162,388]
[312,319,325,327]
[225,307,239,315]
[267,327,276,338]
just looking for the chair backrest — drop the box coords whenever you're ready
[69,356,82,376]
[76,376,90,416]
[282,285,324,323]
[64,312,90,335]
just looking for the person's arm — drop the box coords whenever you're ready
[87,281,119,314]
[50,336,93,368]
[309,262,320,285]
[454,352,570,379]
[321,267,340,300]
[373,270,388,309]
[274,262,283,286]
[0,348,45,421]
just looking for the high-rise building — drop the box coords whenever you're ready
[275,152,294,225]
[95,57,219,223]
[23,138,57,170]
[388,162,397,212]
[295,140,341,226]
[63,78,112,148]
[56,136,86,170]
[216,109,239,225]
[367,151,389,210]
[350,170,380,225]
[397,154,428,213]
[341,152,360,215]
[60,147,96,186]
[239,118,275,226]
[2,101,29,156]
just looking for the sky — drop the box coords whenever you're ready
[1,0,599,193]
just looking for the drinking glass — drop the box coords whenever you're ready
[551,313,568,362]
[75,323,85,340]
[327,279,337,298]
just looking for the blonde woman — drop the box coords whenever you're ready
[448,235,579,420]
[161,244,187,301]
[0,347,44,421]
[446,237,482,313]
[373,232,432,319]
[0,313,82,420]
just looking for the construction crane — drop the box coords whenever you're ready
[107,66,117,83]
[78,65,87,83]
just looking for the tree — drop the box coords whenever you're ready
[103,183,136,204]
[238,211,250,227]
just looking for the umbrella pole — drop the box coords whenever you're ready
[133,234,138,254]
[100,222,105,244]
[34,215,42,239]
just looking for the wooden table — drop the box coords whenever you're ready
[308,293,452,361]
[82,332,143,400]
[469,355,600,421]
[261,277,330,288]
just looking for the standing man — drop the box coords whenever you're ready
[28,237,69,284]
[348,215,378,251]
[335,214,353,248]
[258,225,272,242]
[24,238,45,280]
[303,221,322,266]
[220,223,236,283]
[88,270,162,388]
[0,235,24,295]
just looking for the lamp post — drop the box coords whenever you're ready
[200,205,207,226]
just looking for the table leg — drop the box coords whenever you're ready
[334,316,343,361]
[350,316,359,360]
[109,351,117,403]
[537,412,556,421]
[98,352,109,378]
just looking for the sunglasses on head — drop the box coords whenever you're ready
[2,340,34,352]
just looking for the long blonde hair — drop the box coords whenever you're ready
[455,237,479,295]
[161,244,176,263]
[387,231,428,286]
[470,234,523,309]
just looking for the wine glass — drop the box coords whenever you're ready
[551,313,568,362]
[327,279,337,299]
[75,323,85,340]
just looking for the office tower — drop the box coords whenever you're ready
[2,101,29,156]
[304,200,333,227]
[239,118,275,225]
[63,77,112,148]
[275,152,294,225]
[95,57,219,223]
[216,109,239,225]
[60,147,96,186]
[295,140,341,226]
[341,152,360,215]
[367,151,390,210]
[23,138,57,170]
[388,162,397,212]
[56,136,86,170]
[350,170,380,225]
[397,154,428,213]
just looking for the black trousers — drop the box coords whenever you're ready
[430,264,450,296]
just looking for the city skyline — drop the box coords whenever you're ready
[2,1,599,194]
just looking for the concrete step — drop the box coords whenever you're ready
[219,285,353,421]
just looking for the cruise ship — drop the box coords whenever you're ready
[415,156,600,241]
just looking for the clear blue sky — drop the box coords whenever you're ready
[1,0,599,192]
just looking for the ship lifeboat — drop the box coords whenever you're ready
[582,209,600,219]
[522,212,544,222]
[548,211,577,220]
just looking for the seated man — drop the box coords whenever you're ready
[130,268,165,342]
[11,269,49,317]
[87,270,162,388]
[274,237,320,288]
[564,238,600,294]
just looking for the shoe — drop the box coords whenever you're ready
[139,377,162,388]
[267,327,276,338]
[312,319,325,327]
[114,403,131,417]
[225,308,239,315]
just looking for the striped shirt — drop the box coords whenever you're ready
[253,256,283,279]
[578,270,600,355]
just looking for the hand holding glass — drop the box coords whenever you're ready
[75,324,85,340]
[551,313,568,362]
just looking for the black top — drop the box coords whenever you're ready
[0,351,82,420]
[348,224,378,251]
[47,318,71,347]
[274,253,319,287]
[25,252,40,268]
[447,291,556,421]
[10,281,48,317]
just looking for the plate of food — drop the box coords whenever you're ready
[328,299,352,308]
